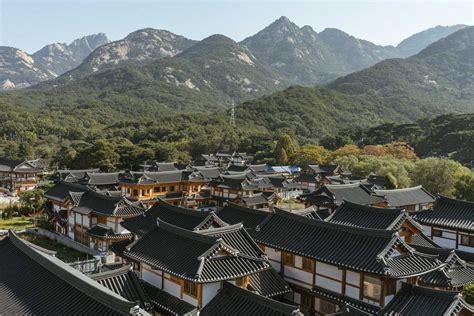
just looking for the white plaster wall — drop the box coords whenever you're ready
[142,267,162,289]
[202,282,221,306]
[315,275,342,293]
[269,260,280,272]
[163,279,181,298]
[345,285,359,299]
[295,255,303,269]
[316,262,342,280]
[458,245,474,253]
[182,294,198,306]
[284,266,313,287]
[442,231,457,239]
[421,225,432,236]
[265,247,280,261]
[346,270,360,285]
[433,236,456,248]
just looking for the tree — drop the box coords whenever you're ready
[454,172,474,201]
[363,145,386,156]
[274,146,289,165]
[384,173,398,189]
[274,134,298,163]
[463,284,474,305]
[292,144,330,167]
[412,158,469,196]
[383,141,418,160]
[331,144,362,158]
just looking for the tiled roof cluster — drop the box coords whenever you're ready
[413,195,474,231]
[123,219,270,282]
[0,231,137,315]
[201,282,301,316]
[301,183,386,206]
[380,283,474,315]
[254,209,443,277]
[121,199,227,235]
[70,189,145,218]
[43,180,89,202]
[374,185,436,207]
[216,202,272,232]
[325,200,422,230]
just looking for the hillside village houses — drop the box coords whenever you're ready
[1,153,474,315]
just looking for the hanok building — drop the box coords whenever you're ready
[413,195,474,253]
[295,164,347,189]
[0,231,142,315]
[409,245,474,292]
[253,209,443,315]
[54,168,100,183]
[215,202,272,234]
[0,158,44,196]
[374,185,436,211]
[119,170,208,207]
[121,199,228,237]
[43,180,89,234]
[67,189,145,253]
[380,283,474,316]
[78,172,122,191]
[201,282,302,316]
[237,192,279,210]
[324,201,436,246]
[122,219,271,312]
[300,183,387,211]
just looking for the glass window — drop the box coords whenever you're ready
[282,252,295,266]
[363,275,382,301]
[302,257,314,272]
[460,235,474,246]
[300,293,313,310]
[184,280,198,297]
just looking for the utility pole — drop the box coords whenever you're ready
[230,103,236,128]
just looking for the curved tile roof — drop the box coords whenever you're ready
[412,195,474,232]
[375,185,435,207]
[254,209,442,277]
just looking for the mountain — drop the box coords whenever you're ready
[241,17,468,85]
[240,17,400,84]
[237,26,474,141]
[397,24,469,57]
[58,28,197,81]
[0,33,108,91]
[32,33,109,76]
[328,26,474,119]
[0,47,51,90]
[8,34,288,117]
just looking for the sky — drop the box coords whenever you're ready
[0,0,473,54]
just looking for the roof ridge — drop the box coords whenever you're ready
[198,222,243,234]
[156,199,208,218]
[272,208,396,238]
[90,265,132,280]
[220,282,300,313]
[156,219,218,244]
[222,202,272,215]
[7,231,135,314]
[375,185,423,193]
[437,195,474,208]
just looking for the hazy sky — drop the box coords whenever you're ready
[1,0,473,53]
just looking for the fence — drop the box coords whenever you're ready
[26,227,101,257]
[69,258,101,274]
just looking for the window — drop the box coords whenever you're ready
[300,293,313,310]
[154,187,161,193]
[235,277,245,287]
[460,235,474,247]
[302,257,314,272]
[282,252,295,266]
[432,229,442,237]
[259,244,266,252]
[161,186,166,192]
[184,280,198,297]
[170,186,175,192]
[363,275,382,301]
[319,299,336,314]
[97,216,107,224]
[133,190,138,196]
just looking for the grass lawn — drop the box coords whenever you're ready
[0,217,34,231]
[20,234,91,263]
[277,198,307,210]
